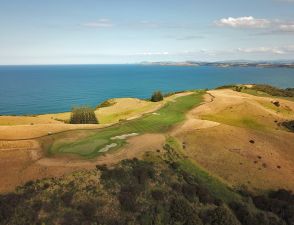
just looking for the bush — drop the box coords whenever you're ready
[215,84,238,90]
[96,100,116,109]
[281,120,294,132]
[169,197,202,224]
[151,189,165,201]
[252,84,294,97]
[132,162,155,185]
[69,106,98,124]
[252,191,294,225]
[201,206,240,225]
[151,91,164,102]
[119,185,142,211]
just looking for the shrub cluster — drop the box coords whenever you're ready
[69,106,98,124]
[252,84,294,97]
[281,120,294,132]
[151,91,164,102]
[252,189,294,225]
[1,159,293,225]
[96,99,116,109]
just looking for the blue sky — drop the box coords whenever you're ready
[0,0,294,64]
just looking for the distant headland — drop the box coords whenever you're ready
[141,60,294,68]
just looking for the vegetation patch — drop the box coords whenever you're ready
[280,120,294,132]
[70,106,98,124]
[0,156,290,225]
[150,91,164,102]
[96,99,116,109]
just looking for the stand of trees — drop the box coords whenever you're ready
[69,106,98,124]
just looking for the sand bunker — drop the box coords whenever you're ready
[111,133,139,140]
[98,143,118,153]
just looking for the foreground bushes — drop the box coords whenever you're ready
[0,159,293,225]
[69,106,98,124]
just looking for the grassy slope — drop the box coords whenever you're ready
[164,136,241,203]
[49,92,204,158]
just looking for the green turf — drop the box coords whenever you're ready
[49,92,204,158]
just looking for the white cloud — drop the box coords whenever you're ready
[82,19,113,28]
[215,16,271,28]
[278,24,294,32]
[135,51,169,56]
[236,47,286,54]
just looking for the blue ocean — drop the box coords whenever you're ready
[0,64,293,115]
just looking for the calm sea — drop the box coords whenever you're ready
[0,64,293,115]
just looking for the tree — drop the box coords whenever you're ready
[69,106,98,124]
[151,91,163,102]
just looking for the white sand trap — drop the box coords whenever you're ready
[152,112,160,115]
[111,133,139,140]
[99,143,118,153]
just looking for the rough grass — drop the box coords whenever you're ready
[241,88,294,102]
[257,100,293,117]
[201,113,267,131]
[49,92,204,158]
[165,137,241,203]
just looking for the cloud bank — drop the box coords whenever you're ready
[215,16,270,28]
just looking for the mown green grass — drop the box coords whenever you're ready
[165,137,241,203]
[49,92,204,158]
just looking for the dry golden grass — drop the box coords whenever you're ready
[174,89,294,192]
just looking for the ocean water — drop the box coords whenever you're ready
[0,64,293,115]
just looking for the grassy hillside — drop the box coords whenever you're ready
[1,144,292,225]
[48,92,204,158]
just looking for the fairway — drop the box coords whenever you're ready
[49,92,204,158]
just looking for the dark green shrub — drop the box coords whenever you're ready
[169,197,202,224]
[61,192,74,206]
[151,91,164,102]
[253,192,294,225]
[132,163,155,185]
[235,86,243,92]
[100,167,128,184]
[182,183,199,201]
[201,206,240,225]
[151,189,165,201]
[215,84,238,90]
[281,120,294,132]
[252,84,294,97]
[69,106,98,124]
[119,185,142,211]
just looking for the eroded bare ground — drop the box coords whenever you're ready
[1,89,294,193]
